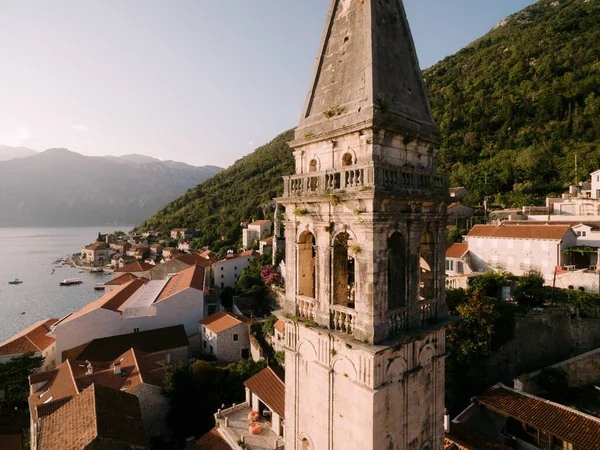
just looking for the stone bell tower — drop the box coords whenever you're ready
[277,0,451,449]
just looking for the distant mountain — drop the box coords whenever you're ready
[139,130,295,252]
[0,148,222,226]
[0,145,37,161]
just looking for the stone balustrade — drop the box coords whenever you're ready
[282,162,447,197]
[388,307,409,335]
[329,304,357,334]
[420,300,437,325]
[297,295,316,321]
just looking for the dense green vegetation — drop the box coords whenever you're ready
[0,352,43,407]
[424,0,600,207]
[139,130,295,252]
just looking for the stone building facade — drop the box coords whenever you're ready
[276,1,451,449]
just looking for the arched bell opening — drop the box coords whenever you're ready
[419,230,435,300]
[387,232,407,310]
[298,231,316,298]
[332,232,355,308]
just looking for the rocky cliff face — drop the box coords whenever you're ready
[0,148,221,226]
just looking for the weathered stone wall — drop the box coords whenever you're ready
[134,384,170,439]
[485,309,600,385]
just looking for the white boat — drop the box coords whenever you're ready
[59,278,83,286]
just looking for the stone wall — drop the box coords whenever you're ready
[134,383,170,438]
[485,308,600,385]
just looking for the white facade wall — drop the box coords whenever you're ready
[465,233,577,279]
[0,343,56,372]
[215,255,253,289]
[51,288,204,364]
[591,170,600,199]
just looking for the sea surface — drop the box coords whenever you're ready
[0,226,133,342]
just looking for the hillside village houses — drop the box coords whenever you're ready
[242,220,272,250]
[0,319,59,371]
[171,227,194,240]
[48,264,207,364]
[215,250,259,289]
[199,311,253,361]
[80,242,112,266]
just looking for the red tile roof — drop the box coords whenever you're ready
[478,384,600,449]
[174,252,212,267]
[84,242,108,251]
[445,423,512,450]
[103,272,138,286]
[62,325,188,362]
[58,279,148,325]
[467,224,571,240]
[193,428,230,450]
[217,250,259,263]
[260,236,275,244]
[114,260,153,273]
[250,220,271,226]
[244,366,285,418]
[37,384,146,450]
[446,243,468,259]
[0,318,58,356]
[274,320,285,334]
[155,264,205,302]
[199,311,252,334]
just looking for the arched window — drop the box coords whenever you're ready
[298,231,316,298]
[309,159,318,173]
[333,233,355,308]
[388,232,407,310]
[342,153,353,166]
[419,231,435,300]
[302,439,311,450]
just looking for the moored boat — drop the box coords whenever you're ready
[8,278,23,285]
[59,278,83,286]
[94,283,105,291]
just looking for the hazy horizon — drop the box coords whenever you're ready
[0,0,536,168]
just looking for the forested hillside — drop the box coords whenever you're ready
[139,130,295,252]
[141,0,600,248]
[424,0,600,206]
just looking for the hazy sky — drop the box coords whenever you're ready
[0,0,536,167]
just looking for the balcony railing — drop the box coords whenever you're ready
[420,300,437,325]
[297,295,316,321]
[388,307,409,335]
[283,163,448,197]
[330,304,357,334]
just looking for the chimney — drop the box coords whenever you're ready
[226,250,235,259]
[114,363,121,375]
[444,408,450,433]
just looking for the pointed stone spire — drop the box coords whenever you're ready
[295,0,438,142]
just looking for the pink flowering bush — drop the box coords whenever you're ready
[261,265,281,286]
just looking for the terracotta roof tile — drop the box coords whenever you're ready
[274,320,285,333]
[155,264,205,302]
[84,242,108,251]
[114,260,153,273]
[57,279,148,325]
[0,318,58,356]
[260,236,275,244]
[249,220,271,226]
[445,423,512,450]
[193,428,230,450]
[104,272,138,286]
[478,384,600,449]
[174,253,212,267]
[62,325,188,362]
[217,250,259,263]
[199,311,252,334]
[446,243,468,259]
[37,384,146,450]
[244,366,285,418]
[467,224,571,240]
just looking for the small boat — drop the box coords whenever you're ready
[8,278,23,285]
[94,284,105,291]
[90,268,104,273]
[54,265,62,268]
[78,270,85,273]
[59,278,83,286]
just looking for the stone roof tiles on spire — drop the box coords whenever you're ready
[295,0,438,143]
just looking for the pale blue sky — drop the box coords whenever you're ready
[0,0,535,167]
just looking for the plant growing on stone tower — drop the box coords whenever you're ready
[323,105,344,119]
[376,93,392,114]
[293,208,309,217]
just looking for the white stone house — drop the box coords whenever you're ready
[465,224,577,279]
[199,311,252,361]
[49,264,206,364]
[449,186,468,198]
[242,220,272,250]
[177,241,192,253]
[259,236,274,255]
[445,243,473,277]
[447,203,474,217]
[0,318,58,371]
[171,228,194,240]
[81,242,112,266]
[214,250,258,289]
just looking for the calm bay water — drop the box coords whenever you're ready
[0,226,133,342]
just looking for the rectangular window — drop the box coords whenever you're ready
[133,328,140,333]
[233,334,239,341]
[209,345,213,355]
[577,231,582,237]
[221,274,224,279]
[221,267,224,271]
[203,341,206,349]
[234,266,237,270]
[508,240,514,249]
[221,282,224,288]
[583,231,587,237]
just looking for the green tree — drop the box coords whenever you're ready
[513,271,546,307]
[0,352,44,406]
